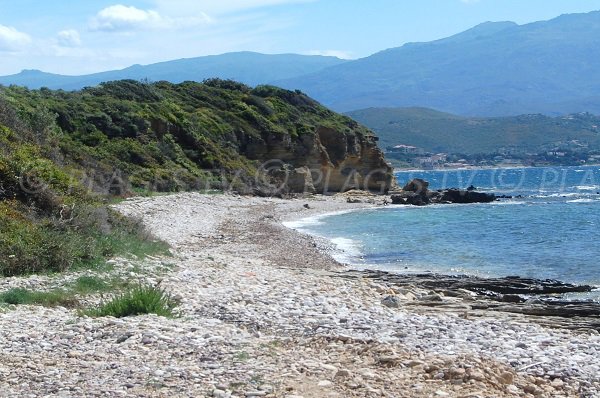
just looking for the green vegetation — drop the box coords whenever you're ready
[1,79,365,276]
[72,275,115,294]
[348,107,600,155]
[83,284,177,318]
[0,97,168,276]
[0,287,78,307]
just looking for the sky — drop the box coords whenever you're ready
[1,0,600,75]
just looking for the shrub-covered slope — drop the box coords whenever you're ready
[2,79,392,194]
[0,97,168,276]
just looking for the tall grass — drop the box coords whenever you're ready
[83,284,177,318]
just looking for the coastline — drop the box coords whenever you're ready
[393,163,600,173]
[285,205,600,297]
[1,192,599,397]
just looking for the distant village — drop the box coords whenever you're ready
[386,141,600,169]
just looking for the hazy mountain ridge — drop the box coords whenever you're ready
[0,52,346,90]
[278,11,600,116]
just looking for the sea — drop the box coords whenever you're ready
[287,165,600,301]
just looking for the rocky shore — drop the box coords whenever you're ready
[390,179,497,206]
[1,193,599,397]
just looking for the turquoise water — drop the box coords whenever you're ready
[292,166,600,296]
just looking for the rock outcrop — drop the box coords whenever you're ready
[391,179,496,205]
[242,126,395,194]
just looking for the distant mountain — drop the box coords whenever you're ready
[0,52,346,90]
[277,11,600,116]
[347,107,600,154]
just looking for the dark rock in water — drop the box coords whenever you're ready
[403,178,429,193]
[392,179,496,206]
[439,189,496,204]
[391,191,428,206]
[339,269,600,329]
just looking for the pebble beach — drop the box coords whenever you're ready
[0,192,599,397]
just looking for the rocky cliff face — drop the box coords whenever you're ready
[240,126,394,194]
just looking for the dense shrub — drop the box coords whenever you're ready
[0,98,168,276]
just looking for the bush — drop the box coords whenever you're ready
[83,284,177,318]
[0,203,169,276]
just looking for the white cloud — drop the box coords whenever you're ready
[0,24,32,52]
[304,49,353,59]
[89,4,211,32]
[57,29,82,47]
[90,5,165,31]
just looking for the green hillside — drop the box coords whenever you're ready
[347,107,600,154]
[0,79,373,276]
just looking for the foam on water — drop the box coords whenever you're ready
[575,185,600,191]
[282,209,358,230]
[329,237,365,263]
[567,198,597,203]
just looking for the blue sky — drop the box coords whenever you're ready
[1,0,600,75]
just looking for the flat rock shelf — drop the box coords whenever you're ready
[342,270,600,330]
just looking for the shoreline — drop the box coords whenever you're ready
[284,199,600,297]
[1,192,599,397]
[393,163,600,173]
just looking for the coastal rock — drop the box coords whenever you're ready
[438,189,496,204]
[391,191,428,206]
[391,179,496,206]
[403,179,429,193]
[246,126,395,194]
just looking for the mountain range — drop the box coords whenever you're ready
[2,11,600,116]
[0,52,345,91]
[277,11,600,116]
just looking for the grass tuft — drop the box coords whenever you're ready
[0,288,78,307]
[83,284,177,318]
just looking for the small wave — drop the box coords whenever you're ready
[489,200,528,205]
[329,237,364,263]
[575,185,600,191]
[533,192,581,198]
[282,209,359,230]
[282,216,324,229]
[567,198,597,203]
